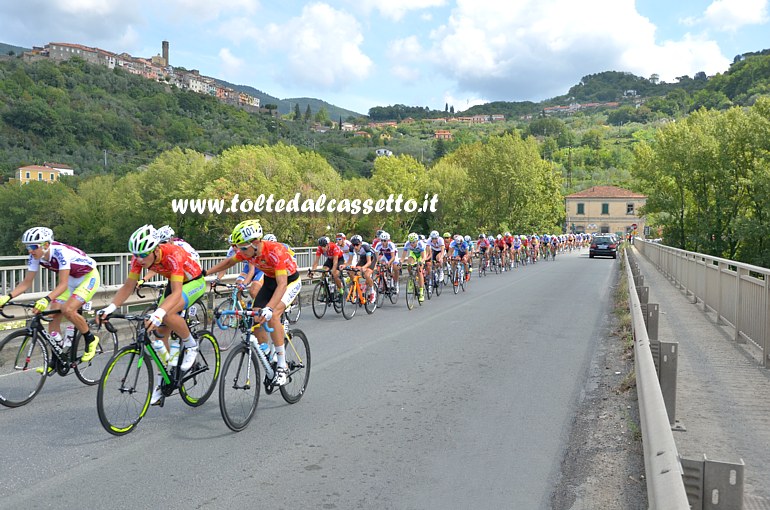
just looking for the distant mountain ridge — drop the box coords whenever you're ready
[0,43,31,56]
[216,79,363,119]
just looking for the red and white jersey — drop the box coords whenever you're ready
[28,242,96,278]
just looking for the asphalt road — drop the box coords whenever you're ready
[0,249,616,510]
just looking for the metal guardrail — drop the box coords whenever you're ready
[635,239,770,367]
[624,247,691,509]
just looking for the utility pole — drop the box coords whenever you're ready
[104,149,107,168]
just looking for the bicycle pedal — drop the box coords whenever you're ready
[151,396,165,407]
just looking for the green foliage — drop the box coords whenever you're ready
[632,97,770,266]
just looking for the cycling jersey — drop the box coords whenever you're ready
[129,243,202,283]
[28,241,96,278]
[428,238,445,252]
[403,240,426,260]
[477,239,490,250]
[375,240,398,261]
[504,235,513,246]
[234,240,298,279]
[494,239,506,250]
[316,243,344,259]
[348,242,375,266]
[449,240,468,257]
[170,238,200,262]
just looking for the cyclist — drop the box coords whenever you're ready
[374,231,400,293]
[401,232,428,302]
[426,230,446,282]
[96,224,205,404]
[215,235,265,300]
[494,234,507,270]
[477,234,490,269]
[309,236,344,298]
[0,227,101,363]
[207,219,300,386]
[343,234,377,303]
[449,234,470,283]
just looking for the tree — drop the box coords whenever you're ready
[304,104,312,123]
[294,103,301,121]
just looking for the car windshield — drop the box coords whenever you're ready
[595,236,613,243]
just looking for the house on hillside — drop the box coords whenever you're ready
[12,163,75,185]
[565,185,646,236]
[434,130,452,140]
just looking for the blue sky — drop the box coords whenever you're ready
[1,0,768,115]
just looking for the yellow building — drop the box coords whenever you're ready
[14,164,74,184]
[565,185,646,236]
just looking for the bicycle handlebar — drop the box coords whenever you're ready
[215,309,275,332]
[0,302,61,320]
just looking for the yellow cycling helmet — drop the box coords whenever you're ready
[230,219,263,245]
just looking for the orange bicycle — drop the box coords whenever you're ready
[341,267,377,319]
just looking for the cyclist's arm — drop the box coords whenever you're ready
[310,254,321,272]
[5,270,37,299]
[144,270,157,281]
[208,256,238,277]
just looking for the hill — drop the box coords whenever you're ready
[216,79,363,119]
[0,43,30,57]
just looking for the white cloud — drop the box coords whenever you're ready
[444,92,487,112]
[391,64,421,82]
[165,0,260,22]
[218,48,245,78]
[426,0,732,101]
[216,17,261,46]
[700,0,769,32]
[259,3,373,91]
[388,36,423,62]
[353,0,447,21]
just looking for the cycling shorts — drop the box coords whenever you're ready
[158,276,206,310]
[54,268,100,304]
[253,272,301,309]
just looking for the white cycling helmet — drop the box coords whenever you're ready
[156,225,175,242]
[22,227,54,245]
[407,232,419,243]
[128,224,160,256]
[464,235,471,242]
[263,233,277,242]
[430,230,440,239]
[380,231,391,241]
[497,234,502,240]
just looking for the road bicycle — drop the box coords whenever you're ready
[426,262,443,298]
[373,262,399,307]
[96,313,220,436]
[0,303,118,407]
[212,282,252,351]
[309,267,345,319]
[404,262,424,310]
[137,281,208,332]
[217,309,310,432]
[450,258,466,294]
[341,267,377,319]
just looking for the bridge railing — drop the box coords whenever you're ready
[635,239,770,367]
[624,247,691,509]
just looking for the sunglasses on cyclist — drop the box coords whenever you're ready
[25,244,40,251]
[135,251,153,259]
[238,244,253,251]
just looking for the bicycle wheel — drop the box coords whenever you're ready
[425,274,432,300]
[434,270,443,297]
[219,343,260,432]
[389,275,399,304]
[74,324,119,385]
[365,285,377,314]
[180,331,221,407]
[97,345,152,436]
[0,331,48,408]
[452,267,460,295]
[311,282,329,319]
[332,281,344,314]
[375,275,386,308]
[341,281,356,320]
[214,298,240,351]
[280,329,310,404]
[285,296,301,324]
[405,276,415,310]
[187,301,208,332]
